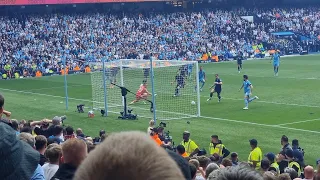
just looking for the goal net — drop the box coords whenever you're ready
[90,59,200,120]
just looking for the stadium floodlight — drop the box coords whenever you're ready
[90,59,200,121]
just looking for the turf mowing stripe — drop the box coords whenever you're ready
[1,87,319,134]
[1,86,320,110]
[276,118,320,126]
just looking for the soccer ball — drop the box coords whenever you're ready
[191,101,196,105]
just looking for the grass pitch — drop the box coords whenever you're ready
[1,55,320,165]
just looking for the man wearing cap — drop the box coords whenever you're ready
[180,131,199,157]
[208,135,230,162]
[0,121,41,180]
[265,152,280,175]
[286,149,302,177]
[248,139,263,170]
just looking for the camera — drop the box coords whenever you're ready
[77,104,85,113]
[159,122,167,128]
[60,115,67,122]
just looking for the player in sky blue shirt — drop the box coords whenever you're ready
[198,66,206,91]
[272,50,281,76]
[239,75,259,110]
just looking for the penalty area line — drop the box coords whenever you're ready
[200,116,320,134]
[276,118,320,126]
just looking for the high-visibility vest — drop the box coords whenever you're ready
[2,73,7,79]
[289,161,301,177]
[14,72,20,79]
[209,143,225,156]
[270,162,280,175]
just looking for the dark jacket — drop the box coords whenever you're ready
[51,163,77,180]
[292,145,305,167]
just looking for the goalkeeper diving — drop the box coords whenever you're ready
[130,80,155,105]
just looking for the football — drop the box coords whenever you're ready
[191,101,196,105]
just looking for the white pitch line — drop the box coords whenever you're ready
[276,118,320,126]
[0,87,319,134]
[200,116,320,134]
[207,72,320,81]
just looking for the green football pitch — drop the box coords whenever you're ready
[1,55,320,165]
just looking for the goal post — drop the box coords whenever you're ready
[90,59,201,121]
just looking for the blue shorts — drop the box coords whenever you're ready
[273,62,280,67]
[244,92,251,97]
[199,79,205,83]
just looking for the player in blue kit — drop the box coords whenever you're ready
[187,64,193,79]
[272,50,281,76]
[196,66,206,92]
[239,75,259,110]
[207,74,223,102]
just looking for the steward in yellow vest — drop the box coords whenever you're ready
[265,152,280,175]
[209,135,230,161]
[286,149,301,177]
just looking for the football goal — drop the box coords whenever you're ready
[90,59,201,121]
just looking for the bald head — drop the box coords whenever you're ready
[304,165,314,179]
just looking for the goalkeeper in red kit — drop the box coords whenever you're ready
[130,80,152,105]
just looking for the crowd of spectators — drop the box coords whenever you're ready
[1,7,320,79]
[1,93,320,180]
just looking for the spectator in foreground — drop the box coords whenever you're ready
[231,152,239,166]
[177,144,188,157]
[42,143,62,180]
[0,94,4,116]
[263,171,278,180]
[19,132,36,148]
[48,125,64,144]
[189,159,205,180]
[0,122,41,180]
[64,126,75,140]
[208,166,263,180]
[11,119,20,135]
[189,163,197,180]
[197,156,210,172]
[278,173,292,180]
[166,148,192,180]
[261,159,271,174]
[52,138,87,180]
[205,163,220,179]
[303,165,314,180]
[147,119,155,135]
[18,132,45,180]
[284,167,298,180]
[35,135,48,166]
[74,131,185,180]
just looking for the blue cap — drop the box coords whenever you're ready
[265,152,276,162]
